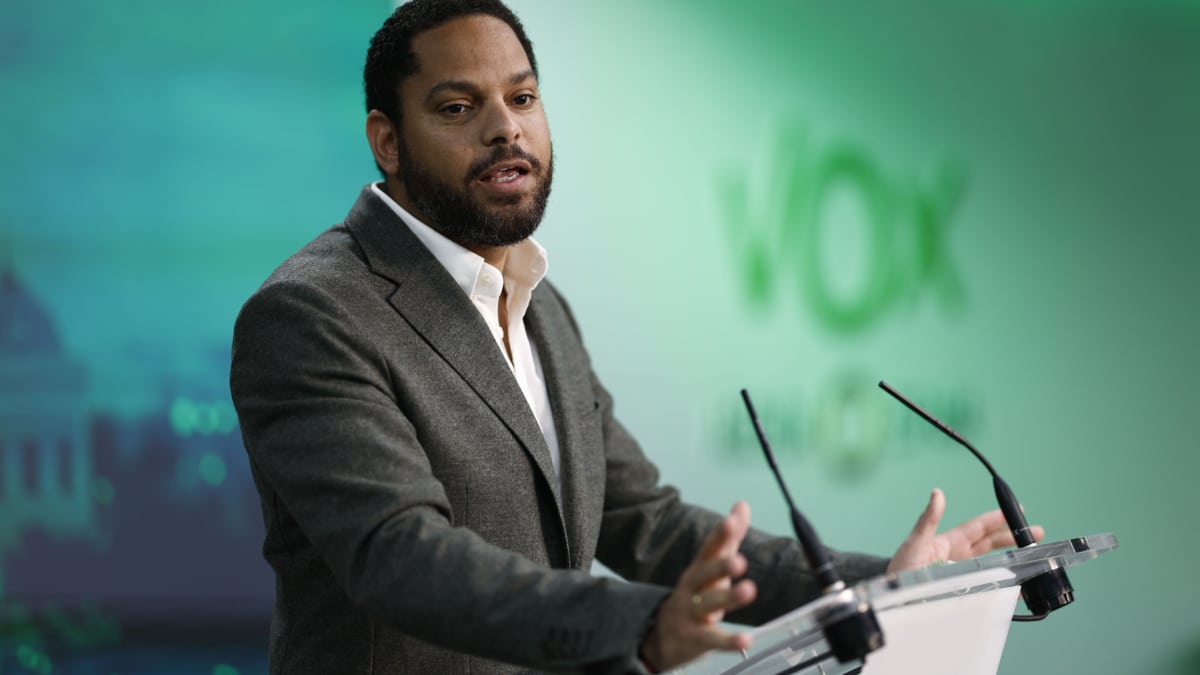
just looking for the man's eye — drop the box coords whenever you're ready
[513,94,536,106]
[440,103,469,115]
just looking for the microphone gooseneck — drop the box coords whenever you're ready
[741,389,840,590]
[877,380,1074,618]
[876,381,1035,548]
[740,389,884,662]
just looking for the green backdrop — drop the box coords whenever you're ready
[0,1,1196,673]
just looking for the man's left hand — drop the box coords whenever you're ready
[886,488,1045,574]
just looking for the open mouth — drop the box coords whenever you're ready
[477,160,533,184]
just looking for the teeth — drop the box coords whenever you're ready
[486,169,520,183]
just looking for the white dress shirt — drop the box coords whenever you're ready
[370,183,562,482]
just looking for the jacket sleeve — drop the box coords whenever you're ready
[539,285,890,626]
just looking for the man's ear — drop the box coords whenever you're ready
[366,110,400,176]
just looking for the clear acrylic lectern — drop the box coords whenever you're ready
[678,533,1118,675]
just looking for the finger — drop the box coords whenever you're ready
[690,503,751,597]
[908,488,946,541]
[642,598,754,671]
[691,575,757,615]
[971,523,1046,555]
[949,508,1008,544]
[705,578,757,616]
[686,598,748,648]
[970,527,1016,555]
[680,553,749,594]
[727,502,751,555]
[682,624,754,656]
[699,501,751,561]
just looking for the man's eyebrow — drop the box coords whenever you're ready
[424,70,537,104]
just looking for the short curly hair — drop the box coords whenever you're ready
[364,0,539,126]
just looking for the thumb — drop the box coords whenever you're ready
[910,488,946,540]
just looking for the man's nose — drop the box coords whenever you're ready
[480,101,521,146]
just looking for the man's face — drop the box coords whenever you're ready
[392,14,552,248]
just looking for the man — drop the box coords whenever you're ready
[230,1,1040,673]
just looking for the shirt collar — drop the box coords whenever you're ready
[370,182,548,298]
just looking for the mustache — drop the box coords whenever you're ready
[466,145,543,181]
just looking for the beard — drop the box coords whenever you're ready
[398,142,553,248]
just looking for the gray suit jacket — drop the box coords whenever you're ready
[230,186,888,674]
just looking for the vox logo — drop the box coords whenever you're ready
[719,128,970,334]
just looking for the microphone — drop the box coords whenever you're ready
[877,380,1074,619]
[741,389,884,662]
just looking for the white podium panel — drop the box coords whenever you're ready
[864,575,1019,675]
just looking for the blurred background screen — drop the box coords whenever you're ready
[1,1,1197,673]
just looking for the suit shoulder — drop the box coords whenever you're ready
[234,224,398,342]
[251,224,396,303]
[262,225,366,289]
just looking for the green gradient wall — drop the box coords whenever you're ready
[516,2,1199,673]
[1,1,1196,673]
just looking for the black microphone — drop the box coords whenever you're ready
[741,389,884,662]
[877,380,1074,619]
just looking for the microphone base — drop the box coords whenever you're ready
[1020,566,1074,616]
[823,601,885,663]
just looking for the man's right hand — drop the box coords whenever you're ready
[639,502,758,672]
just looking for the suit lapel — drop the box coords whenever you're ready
[341,188,564,510]
[526,288,602,570]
